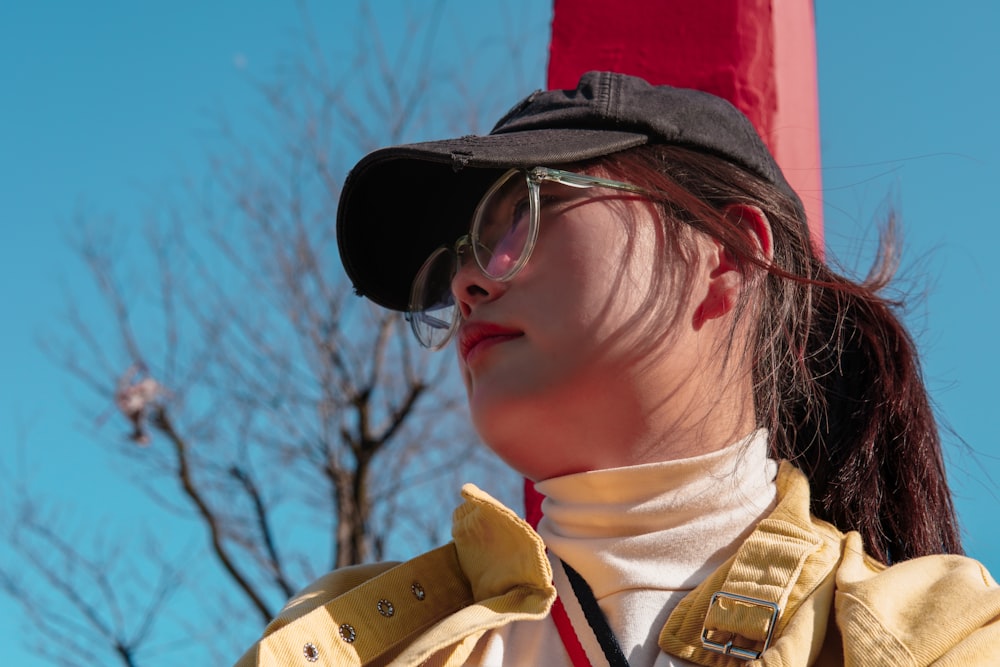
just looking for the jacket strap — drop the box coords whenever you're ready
[659,462,844,665]
[697,516,824,660]
[257,543,473,666]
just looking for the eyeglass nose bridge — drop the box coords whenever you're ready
[453,235,475,265]
[453,234,499,276]
[446,235,487,311]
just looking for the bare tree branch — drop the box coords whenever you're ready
[1,494,185,667]
[150,406,275,621]
[7,2,545,663]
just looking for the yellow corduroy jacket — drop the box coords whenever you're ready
[235,463,1000,666]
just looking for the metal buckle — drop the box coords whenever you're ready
[701,591,780,660]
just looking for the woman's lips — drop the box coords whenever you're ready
[458,321,523,364]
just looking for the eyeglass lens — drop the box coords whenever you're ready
[408,246,459,350]
[409,169,537,348]
[471,169,535,280]
[408,167,645,349]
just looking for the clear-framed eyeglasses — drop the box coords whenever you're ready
[406,166,651,350]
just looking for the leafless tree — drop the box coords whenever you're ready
[1,492,185,667]
[1,2,545,664]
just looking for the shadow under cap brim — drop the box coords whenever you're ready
[336,128,650,312]
[336,70,803,313]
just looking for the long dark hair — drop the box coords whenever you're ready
[596,145,962,564]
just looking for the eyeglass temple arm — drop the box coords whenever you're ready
[528,167,649,194]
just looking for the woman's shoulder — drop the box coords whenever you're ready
[662,461,1000,664]
[275,560,403,623]
[234,485,556,667]
[233,543,473,666]
[836,542,1000,664]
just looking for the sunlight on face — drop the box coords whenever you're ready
[450,179,722,479]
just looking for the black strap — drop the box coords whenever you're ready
[561,560,631,667]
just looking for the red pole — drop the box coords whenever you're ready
[547,0,822,242]
[526,0,823,526]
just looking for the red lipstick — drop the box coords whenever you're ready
[458,321,523,365]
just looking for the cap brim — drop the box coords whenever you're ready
[337,128,648,311]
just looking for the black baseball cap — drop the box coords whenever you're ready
[337,70,798,311]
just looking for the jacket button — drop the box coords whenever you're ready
[339,623,357,643]
[377,598,395,617]
[303,643,319,662]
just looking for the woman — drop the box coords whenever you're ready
[237,71,999,666]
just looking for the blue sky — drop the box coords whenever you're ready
[2,2,999,664]
[816,3,1000,565]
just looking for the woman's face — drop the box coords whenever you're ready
[450,174,725,479]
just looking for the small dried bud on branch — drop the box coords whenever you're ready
[114,365,167,445]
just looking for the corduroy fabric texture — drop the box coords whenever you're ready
[236,464,1000,666]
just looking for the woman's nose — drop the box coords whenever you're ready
[451,255,507,318]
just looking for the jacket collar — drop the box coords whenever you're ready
[467,462,850,665]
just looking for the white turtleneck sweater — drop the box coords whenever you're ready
[468,430,778,667]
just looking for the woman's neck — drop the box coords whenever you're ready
[487,353,761,481]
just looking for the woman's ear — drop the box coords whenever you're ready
[693,204,773,327]
[723,203,773,263]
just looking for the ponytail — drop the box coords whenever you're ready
[776,247,962,563]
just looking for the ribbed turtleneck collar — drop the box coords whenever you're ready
[535,429,778,600]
